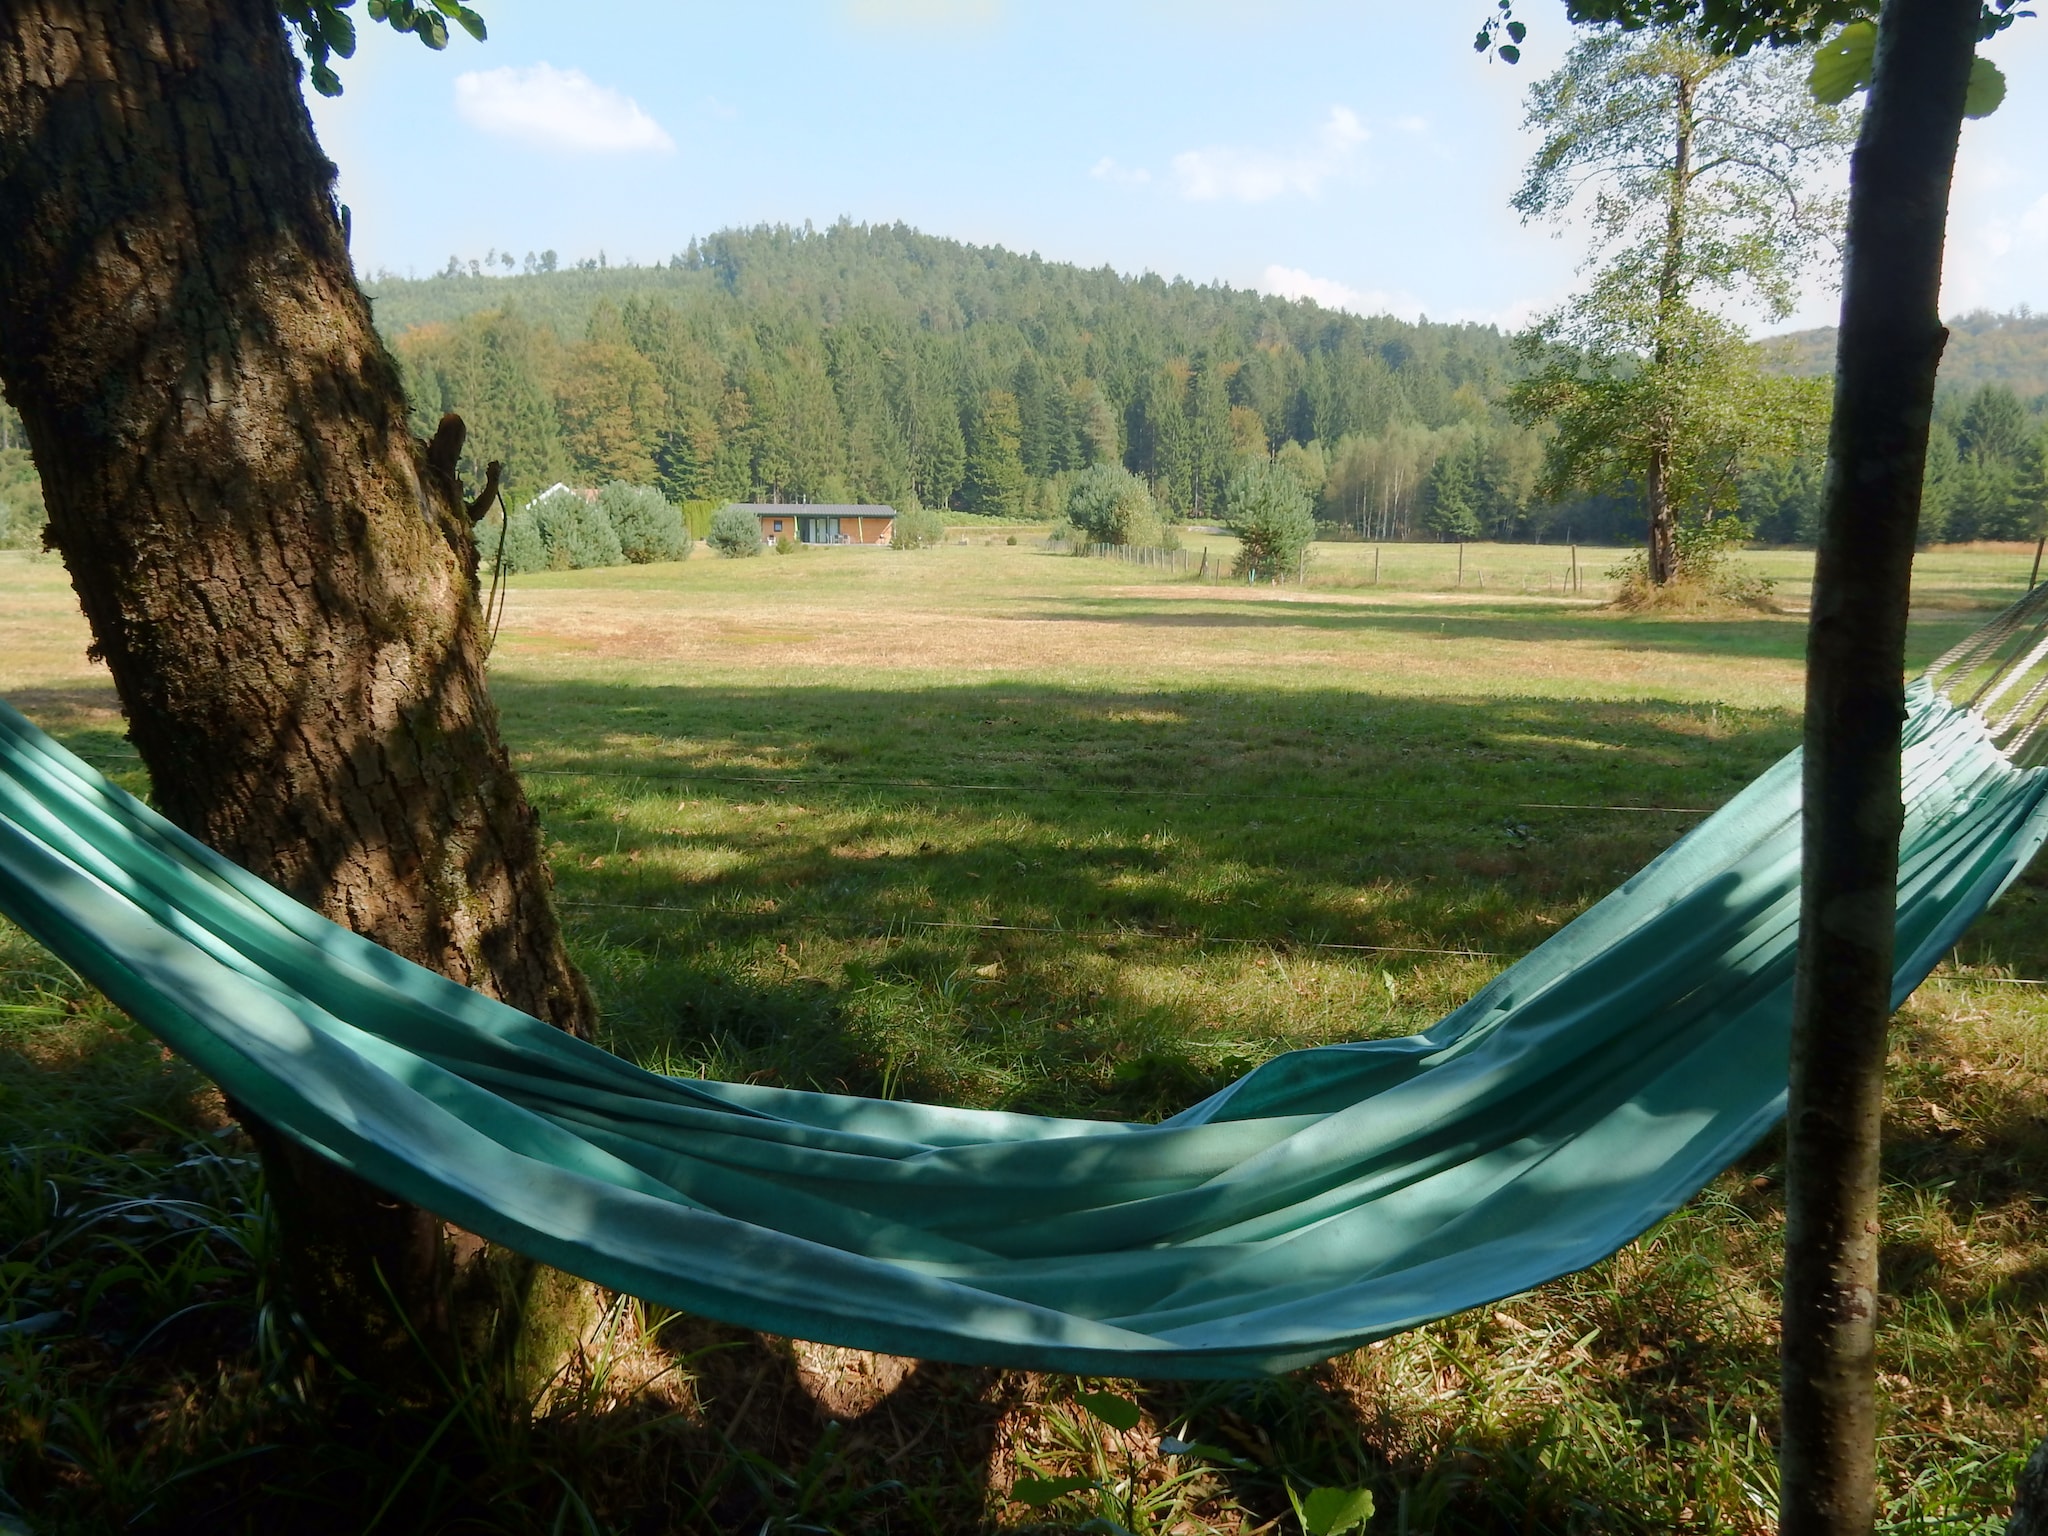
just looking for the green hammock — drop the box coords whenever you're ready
[1,650,2046,1380]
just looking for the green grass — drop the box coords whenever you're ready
[3,541,2048,1532]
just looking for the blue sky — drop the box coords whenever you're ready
[308,0,2048,334]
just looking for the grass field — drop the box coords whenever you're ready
[4,539,2048,1533]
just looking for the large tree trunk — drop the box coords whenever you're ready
[0,0,596,1375]
[1780,1,1978,1530]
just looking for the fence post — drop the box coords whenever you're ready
[1458,543,1464,589]
[1571,543,1579,594]
[1374,546,1380,586]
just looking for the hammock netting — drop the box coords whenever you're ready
[4,597,2048,1379]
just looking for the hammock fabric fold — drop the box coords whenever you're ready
[0,682,2043,1379]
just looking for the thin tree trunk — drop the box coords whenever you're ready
[1646,71,1694,588]
[1781,1,1978,1530]
[0,0,596,1377]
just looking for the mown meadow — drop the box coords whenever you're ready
[3,537,2046,1533]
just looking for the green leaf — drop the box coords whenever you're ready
[1011,1474,1097,1507]
[433,0,489,41]
[1075,1391,1142,1432]
[1288,1485,1377,1536]
[1498,43,1520,64]
[1808,20,1875,105]
[1158,1436,1255,1468]
[310,60,343,96]
[318,4,357,58]
[1965,56,2006,118]
[1506,20,1525,43]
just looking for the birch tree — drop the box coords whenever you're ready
[1508,25,1854,584]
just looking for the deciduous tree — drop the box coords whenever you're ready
[0,0,595,1375]
[1509,22,1854,582]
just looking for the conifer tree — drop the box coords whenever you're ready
[963,389,1026,516]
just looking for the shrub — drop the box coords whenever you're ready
[1610,516,1777,612]
[1222,461,1316,579]
[599,482,688,563]
[1065,464,1168,548]
[530,487,623,570]
[680,498,718,542]
[707,503,764,558]
[482,506,548,575]
[774,533,801,555]
[892,504,947,549]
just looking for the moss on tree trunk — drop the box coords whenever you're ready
[0,0,595,1376]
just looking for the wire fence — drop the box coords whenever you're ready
[1073,541,1199,574]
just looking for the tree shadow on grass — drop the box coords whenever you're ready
[1013,591,1993,675]
[494,677,1801,1118]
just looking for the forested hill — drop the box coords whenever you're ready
[369,221,1550,536]
[1765,310,2048,400]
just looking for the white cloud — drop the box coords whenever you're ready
[453,64,674,154]
[1090,156,1151,185]
[1173,107,1367,203]
[1260,264,1423,321]
[1393,114,1428,135]
[1259,265,1550,330]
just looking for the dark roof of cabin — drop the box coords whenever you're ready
[737,514,897,528]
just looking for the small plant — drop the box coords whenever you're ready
[1287,1483,1377,1535]
[774,533,802,555]
[707,503,764,558]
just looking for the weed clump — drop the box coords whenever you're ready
[1611,519,1778,613]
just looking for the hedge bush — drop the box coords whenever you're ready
[600,482,689,563]
[708,503,765,558]
[892,504,947,549]
[1065,464,1169,548]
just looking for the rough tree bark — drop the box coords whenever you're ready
[1781,0,1979,1529]
[0,0,596,1374]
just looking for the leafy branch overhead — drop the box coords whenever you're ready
[279,0,487,97]
[1476,1,2031,60]
[1807,19,2008,116]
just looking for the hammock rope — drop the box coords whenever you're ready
[1,633,2045,1378]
